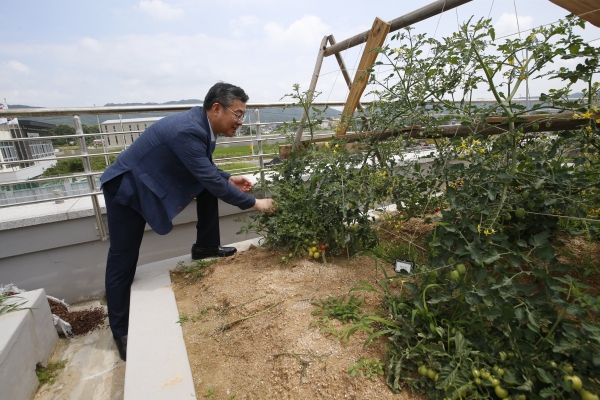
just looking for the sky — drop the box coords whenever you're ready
[1,0,599,108]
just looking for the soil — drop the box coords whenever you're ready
[171,246,422,400]
[48,298,108,336]
[170,215,600,400]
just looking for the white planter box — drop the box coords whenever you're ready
[0,289,59,400]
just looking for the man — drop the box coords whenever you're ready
[100,82,273,361]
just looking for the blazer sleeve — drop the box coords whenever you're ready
[171,127,255,209]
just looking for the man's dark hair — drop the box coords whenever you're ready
[204,82,249,110]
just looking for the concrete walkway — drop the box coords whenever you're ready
[33,237,261,400]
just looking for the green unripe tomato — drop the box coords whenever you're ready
[418,365,428,376]
[563,375,582,391]
[580,389,600,400]
[504,213,512,221]
[481,370,491,380]
[490,378,501,387]
[538,193,548,201]
[427,368,437,380]
[493,365,499,372]
[497,368,505,377]
[515,208,526,219]
[456,264,466,275]
[474,378,482,385]
[495,385,509,399]
[472,368,480,378]
[561,364,573,374]
[313,251,320,259]
[429,270,438,279]
[549,361,557,368]
[518,395,526,400]
[288,253,293,258]
[521,190,530,199]
[450,270,460,281]
[527,201,536,210]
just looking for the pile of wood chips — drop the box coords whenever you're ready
[48,298,107,336]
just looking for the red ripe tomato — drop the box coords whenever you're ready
[320,245,327,251]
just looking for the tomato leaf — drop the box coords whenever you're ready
[536,368,554,383]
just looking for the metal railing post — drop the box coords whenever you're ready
[254,109,265,196]
[74,115,108,241]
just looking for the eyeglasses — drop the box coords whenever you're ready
[222,105,247,123]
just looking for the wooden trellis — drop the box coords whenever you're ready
[279,0,600,159]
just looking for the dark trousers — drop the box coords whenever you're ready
[103,177,219,338]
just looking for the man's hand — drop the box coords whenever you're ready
[229,176,253,193]
[253,198,275,213]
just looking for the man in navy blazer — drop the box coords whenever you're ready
[100,82,273,361]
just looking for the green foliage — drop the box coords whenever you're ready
[42,155,116,176]
[36,360,68,387]
[173,259,217,281]
[348,357,385,381]
[349,15,600,400]
[311,295,365,323]
[0,294,29,316]
[51,124,98,145]
[176,312,190,325]
[203,385,215,399]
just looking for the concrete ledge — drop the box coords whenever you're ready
[125,237,261,400]
[0,289,59,400]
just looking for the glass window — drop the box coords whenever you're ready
[0,141,19,161]
[128,125,132,131]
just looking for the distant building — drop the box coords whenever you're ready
[99,117,163,148]
[0,119,57,185]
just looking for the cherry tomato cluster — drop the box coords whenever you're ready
[418,365,439,382]
[307,241,327,260]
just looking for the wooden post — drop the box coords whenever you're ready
[337,17,390,137]
[328,35,370,131]
[293,35,330,149]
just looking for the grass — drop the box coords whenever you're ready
[36,360,68,387]
[213,144,279,159]
[218,162,258,174]
[348,357,385,381]
[173,259,217,281]
[0,294,29,316]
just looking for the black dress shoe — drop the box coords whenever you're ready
[114,336,127,361]
[191,244,237,260]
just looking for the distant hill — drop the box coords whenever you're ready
[10,100,340,128]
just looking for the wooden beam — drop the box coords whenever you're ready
[336,17,390,137]
[293,35,330,150]
[328,35,369,130]
[549,0,600,28]
[323,0,472,57]
[278,113,599,159]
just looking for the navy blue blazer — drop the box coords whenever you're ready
[100,107,255,235]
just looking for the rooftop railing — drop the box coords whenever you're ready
[0,102,350,240]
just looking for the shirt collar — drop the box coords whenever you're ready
[208,119,216,142]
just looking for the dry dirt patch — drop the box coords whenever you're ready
[171,246,419,399]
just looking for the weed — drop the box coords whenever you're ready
[36,360,68,387]
[311,295,364,323]
[348,357,384,381]
[0,294,30,316]
[176,312,189,325]
[174,259,217,281]
[203,385,214,399]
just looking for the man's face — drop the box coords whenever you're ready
[209,99,246,137]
